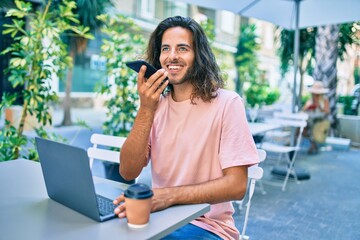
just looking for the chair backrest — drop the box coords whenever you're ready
[87,133,126,168]
[257,148,266,163]
[274,111,309,121]
[271,112,308,149]
[241,149,266,240]
[87,133,136,185]
[247,149,266,180]
[272,112,308,128]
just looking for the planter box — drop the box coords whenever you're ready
[5,106,52,131]
[338,114,360,147]
[325,137,351,151]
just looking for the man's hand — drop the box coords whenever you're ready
[138,65,168,111]
[150,188,174,212]
[113,194,126,218]
[113,188,173,218]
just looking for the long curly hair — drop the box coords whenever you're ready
[146,16,224,103]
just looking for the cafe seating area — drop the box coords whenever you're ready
[5,107,358,240]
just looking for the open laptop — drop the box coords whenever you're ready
[35,137,123,222]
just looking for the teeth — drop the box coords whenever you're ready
[169,65,180,70]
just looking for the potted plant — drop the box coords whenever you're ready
[0,0,92,161]
[336,89,360,146]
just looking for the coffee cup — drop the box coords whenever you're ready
[124,183,153,229]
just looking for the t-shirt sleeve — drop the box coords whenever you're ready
[219,95,260,169]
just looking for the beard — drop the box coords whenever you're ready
[170,65,195,86]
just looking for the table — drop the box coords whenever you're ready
[248,122,280,135]
[0,160,210,240]
[249,122,281,145]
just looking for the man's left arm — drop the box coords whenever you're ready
[150,165,249,212]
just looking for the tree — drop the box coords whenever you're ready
[277,23,359,113]
[312,22,359,135]
[61,0,110,126]
[277,27,316,108]
[0,0,91,160]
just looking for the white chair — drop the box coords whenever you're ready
[87,133,134,184]
[236,149,267,211]
[260,112,308,191]
[239,148,266,240]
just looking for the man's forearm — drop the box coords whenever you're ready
[151,166,249,211]
[120,107,155,180]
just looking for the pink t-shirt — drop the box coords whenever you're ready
[149,89,259,239]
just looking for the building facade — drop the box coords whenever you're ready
[57,0,280,104]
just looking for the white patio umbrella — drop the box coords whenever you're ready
[173,0,360,112]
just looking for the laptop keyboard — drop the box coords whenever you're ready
[96,195,118,216]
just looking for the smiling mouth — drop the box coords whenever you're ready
[167,64,183,71]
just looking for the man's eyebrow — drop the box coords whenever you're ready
[160,43,191,48]
[177,43,191,48]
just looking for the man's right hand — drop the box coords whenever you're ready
[138,65,168,111]
[113,194,127,218]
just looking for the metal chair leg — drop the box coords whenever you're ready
[282,155,299,191]
[258,180,266,195]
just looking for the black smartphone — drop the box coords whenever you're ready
[126,60,158,78]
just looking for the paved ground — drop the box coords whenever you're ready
[31,108,360,240]
[233,148,360,240]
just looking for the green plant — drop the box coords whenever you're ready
[0,0,92,161]
[234,24,261,95]
[301,94,311,107]
[96,14,145,137]
[264,87,280,105]
[338,95,356,115]
[0,122,27,161]
[354,66,360,85]
[244,83,280,108]
[234,24,280,108]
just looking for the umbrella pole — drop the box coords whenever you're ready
[292,0,300,114]
[275,0,311,179]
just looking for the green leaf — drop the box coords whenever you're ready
[5,9,25,18]
[20,36,30,45]
[2,28,16,36]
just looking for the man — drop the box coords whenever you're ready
[114,16,259,239]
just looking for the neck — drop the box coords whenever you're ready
[171,83,193,102]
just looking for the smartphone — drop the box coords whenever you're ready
[126,60,158,78]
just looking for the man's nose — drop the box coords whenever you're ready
[169,49,179,60]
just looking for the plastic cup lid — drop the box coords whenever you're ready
[124,183,153,199]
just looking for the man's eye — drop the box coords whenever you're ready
[162,47,169,52]
[178,47,188,52]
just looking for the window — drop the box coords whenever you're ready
[90,54,106,71]
[164,1,187,18]
[220,11,235,34]
[140,0,155,19]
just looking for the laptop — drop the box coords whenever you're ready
[35,137,123,222]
